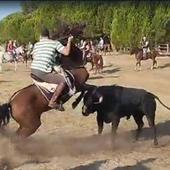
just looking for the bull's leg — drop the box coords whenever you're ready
[97,114,104,135]
[146,115,158,145]
[146,114,158,145]
[111,116,120,139]
[133,114,144,140]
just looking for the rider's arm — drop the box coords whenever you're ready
[56,36,73,56]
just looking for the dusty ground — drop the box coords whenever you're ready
[0,53,170,170]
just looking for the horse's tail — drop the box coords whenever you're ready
[0,103,11,127]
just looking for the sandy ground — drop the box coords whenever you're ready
[0,53,170,170]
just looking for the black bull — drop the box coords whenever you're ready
[73,85,170,145]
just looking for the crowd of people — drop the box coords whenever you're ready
[77,36,111,61]
[4,40,34,62]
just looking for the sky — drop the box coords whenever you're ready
[0,1,22,20]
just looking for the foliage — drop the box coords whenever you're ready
[0,1,169,48]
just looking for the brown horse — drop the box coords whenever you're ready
[85,52,103,74]
[0,25,92,138]
[130,47,159,71]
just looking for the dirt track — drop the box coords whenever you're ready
[0,53,170,170]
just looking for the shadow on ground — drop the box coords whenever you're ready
[158,63,170,69]
[0,80,12,83]
[114,158,156,170]
[102,67,120,74]
[89,75,119,80]
[103,64,113,69]
[69,160,107,170]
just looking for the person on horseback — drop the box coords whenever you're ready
[31,26,73,111]
[98,37,104,53]
[140,36,150,58]
[81,40,92,61]
[6,40,16,62]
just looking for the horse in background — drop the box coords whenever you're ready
[2,45,30,71]
[85,52,103,74]
[130,47,159,71]
[80,39,104,74]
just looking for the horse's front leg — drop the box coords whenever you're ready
[152,59,158,69]
[135,60,140,71]
[139,61,142,71]
[91,61,94,71]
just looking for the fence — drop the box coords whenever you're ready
[158,44,170,56]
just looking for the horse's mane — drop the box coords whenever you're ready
[51,21,86,43]
[51,21,86,69]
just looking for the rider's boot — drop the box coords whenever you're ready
[48,82,66,111]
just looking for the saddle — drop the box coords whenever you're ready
[32,69,76,102]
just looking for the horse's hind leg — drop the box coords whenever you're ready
[14,60,17,72]
[16,119,41,138]
[154,59,158,69]
[135,60,141,71]
[15,113,41,138]
[151,58,158,70]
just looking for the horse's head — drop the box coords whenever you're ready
[129,47,142,55]
[51,22,86,69]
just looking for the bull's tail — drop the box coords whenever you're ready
[0,103,11,127]
[150,93,170,110]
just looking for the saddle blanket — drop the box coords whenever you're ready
[32,77,76,102]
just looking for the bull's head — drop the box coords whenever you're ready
[82,88,103,116]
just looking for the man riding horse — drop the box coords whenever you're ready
[140,36,151,59]
[31,26,73,111]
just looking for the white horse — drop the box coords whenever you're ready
[1,45,25,71]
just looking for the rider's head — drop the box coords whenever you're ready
[40,26,49,38]
[143,36,146,41]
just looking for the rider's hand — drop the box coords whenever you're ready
[68,36,74,42]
